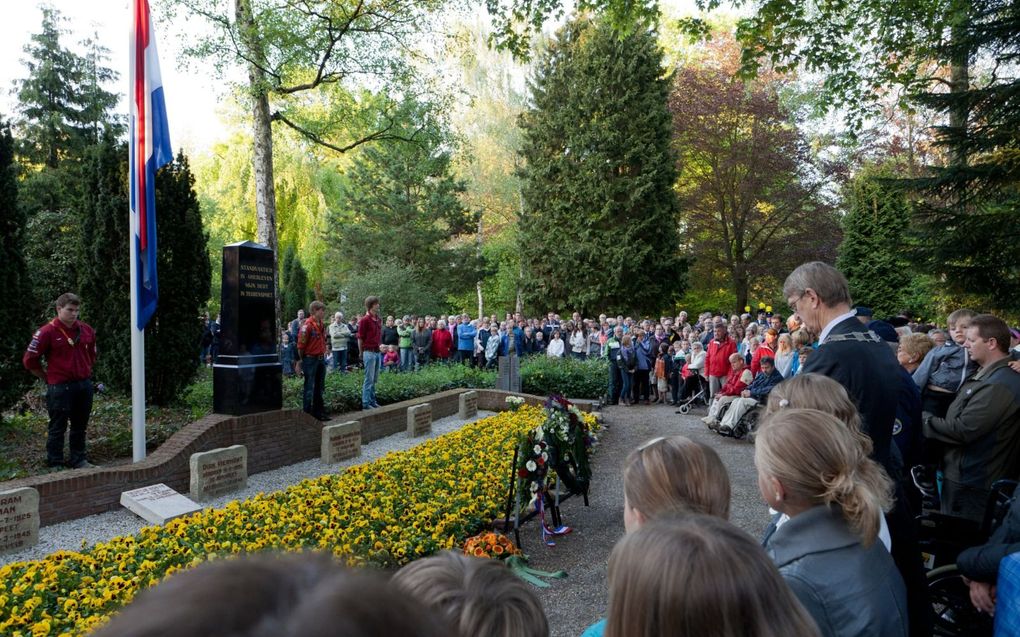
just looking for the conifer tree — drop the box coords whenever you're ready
[145,153,212,404]
[0,117,33,410]
[518,17,685,316]
[281,244,309,321]
[836,164,913,317]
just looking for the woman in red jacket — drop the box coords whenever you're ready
[431,319,453,361]
[751,328,778,376]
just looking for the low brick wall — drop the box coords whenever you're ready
[0,390,592,527]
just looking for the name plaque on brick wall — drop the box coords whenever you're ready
[459,391,478,419]
[0,487,39,555]
[190,445,248,501]
[407,403,432,437]
[322,421,362,464]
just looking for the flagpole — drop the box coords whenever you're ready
[130,0,146,463]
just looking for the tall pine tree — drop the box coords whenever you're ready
[281,244,309,322]
[0,117,33,411]
[837,164,914,317]
[518,17,685,316]
[907,0,1020,314]
[146,153,211,404]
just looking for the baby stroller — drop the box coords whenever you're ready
[675,370,709,415]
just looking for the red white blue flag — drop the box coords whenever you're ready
[129,0,172,330]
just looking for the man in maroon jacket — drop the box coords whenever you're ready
[705,321,737,399]
[358,296,383,409]
[23,293,98,469]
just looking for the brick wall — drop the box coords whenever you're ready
[0,390,592,527]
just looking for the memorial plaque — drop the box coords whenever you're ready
[322,421,362,464]
[214,241,283,415]
[121,484,203,525]
[190,445,248,501]
[407,403,432,437]
[459,391,479,419]
[0,487,39,556]
[497,355,521,392]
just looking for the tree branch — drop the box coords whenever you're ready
[271,110,426,154]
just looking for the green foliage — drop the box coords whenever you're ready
[281,244,310,320]
[337,259,450,318]
[0,118,33,411]
[518,17,686,316]
[77,136,131,391]
[145,153,212,405]
[519,356,608,399]
[836,164,915,317]
[23,209,82,325]
[13,7,120,169]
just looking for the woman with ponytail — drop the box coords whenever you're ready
[755,408,908,637]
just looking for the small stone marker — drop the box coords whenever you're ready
[0,487,40,555]
[407,403,432,437]
[190,445,248,501]
[459,391,479,419]
[322,421,362,464]
[121,484,203,525]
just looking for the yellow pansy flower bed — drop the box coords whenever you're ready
[0,405,592,637]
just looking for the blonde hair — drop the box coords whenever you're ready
[764,373,869,453]
[791,328,812,348]
[624,436,730,521]
[755,408,893,545]
[776,333,793,354]
[392,551,548,637]
[899,333,934,364]
[947,308,977,327]
[605,514,820,637]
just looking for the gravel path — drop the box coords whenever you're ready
[0,411,496,567]
[528,402,768,637]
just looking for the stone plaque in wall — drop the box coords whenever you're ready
[497,355,521,393]
[407,403,432,437]
[322,421,362,464]
[121,483,203,525]
[190,445,248,501]
[0,487,39,556]
[459,391,478,419]
[214,241,283,415]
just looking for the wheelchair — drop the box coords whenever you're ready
[911,473,1017,636]
[675,372,709,415]
[713,400,763,441]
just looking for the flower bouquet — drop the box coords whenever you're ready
[463,531,521,560]
[505,395,526,411]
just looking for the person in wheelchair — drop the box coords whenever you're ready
[957,487,1020,617]
[716,356,783,436]
[702,353,752,430]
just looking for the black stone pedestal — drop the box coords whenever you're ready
[213,241,283,415]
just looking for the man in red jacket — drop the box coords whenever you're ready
[297,301,329,420]
[23,293,98,469]
[705,322,737,399]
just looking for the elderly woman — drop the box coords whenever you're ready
[678,341,708,404]
[897,333,934,374]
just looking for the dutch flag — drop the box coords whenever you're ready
[129,0,172,330]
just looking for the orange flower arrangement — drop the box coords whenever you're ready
[462,531,521,560]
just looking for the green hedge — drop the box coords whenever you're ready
[182,356,607,418]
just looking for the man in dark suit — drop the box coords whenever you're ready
[784,261,899,471]
[783,261,932,637]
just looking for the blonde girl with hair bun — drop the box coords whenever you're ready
[604,514,820,637]
[755,408,908,637]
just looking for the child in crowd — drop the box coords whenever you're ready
[581,435,732,637]
[393,551,548,637]
[92,553,449,637]
[382,344,400,372]
[617,335,636,406]
[546,330,565,358]
[602,515,820,637]
[651,342,671,404]
[280,332,297,377]
[756,408,908,637]
[794,345,813,375]
[912,308,977,417]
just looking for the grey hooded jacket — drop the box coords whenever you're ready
[763,505,908,637]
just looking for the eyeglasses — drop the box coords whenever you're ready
[788,291,807,314]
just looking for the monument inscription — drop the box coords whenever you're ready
[322,421,362,464]
[0,487,39,555]
[407,403,432,437]
[459,391,478,419]
[190,445,248,501]
[121,484,203,525]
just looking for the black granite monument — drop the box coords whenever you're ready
[213,241,283,415]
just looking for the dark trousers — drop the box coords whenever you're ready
[632,369,650,402]
[47,380,93,466]
[456,349,474,366]
[669,374,681,403]
[302,356,326,416]
[608,364,622,404]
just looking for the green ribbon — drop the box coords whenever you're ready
[505,555,568,588]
